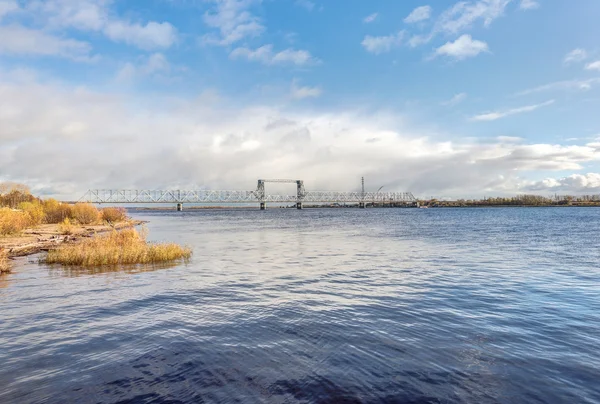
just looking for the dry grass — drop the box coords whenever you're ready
[101,207,128,223]
[45,228,192,267]
[0,249,10,273]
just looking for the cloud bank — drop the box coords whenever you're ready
[1,71,599,199]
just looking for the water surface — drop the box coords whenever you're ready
[1,208,599,403]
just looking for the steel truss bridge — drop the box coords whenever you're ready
[79,179,417,210]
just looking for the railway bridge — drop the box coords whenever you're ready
[79,179,417,210]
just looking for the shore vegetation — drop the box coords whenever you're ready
[45,228,192,266]
[101,207,128,223]
[418,194,600,208]
[58,218,75,235]
[0,183,131,236]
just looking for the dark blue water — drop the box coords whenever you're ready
[1,208,599,403]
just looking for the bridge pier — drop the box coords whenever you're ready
[359,202,366,209]
[176,203,183,211]
[296,202,303,210]
[260,202,266,210]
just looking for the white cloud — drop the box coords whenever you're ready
[526,173,600,192]
[290,80,322,99]
[516,78,600,96]
[13,0,178,50]
[435,0,511,35]
[0,24,94,61]
[497,136,523,143]
[404,5,432,23]
[202,0,265,46]
[470,99,554,121]
[564,48,588,65]
[375,0,513,49]
[0,0,19,21]
[3,72,600,198]
[519,0,540,10]
[28,0,107,31]
[104,21,177,50]
[442,92,467,106]
[361,31,404,54]
[230,45,319,66]
[407,35,430,48]
[116,53,174,82]
[585,61,600,71]
[363,12,378,23]
[435,34,489,59]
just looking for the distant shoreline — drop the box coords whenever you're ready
[130,204,600,210]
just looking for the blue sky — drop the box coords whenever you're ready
[1,0,600,198]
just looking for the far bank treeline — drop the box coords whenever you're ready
[419,194,600,208]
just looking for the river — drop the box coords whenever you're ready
[1,208,599,403]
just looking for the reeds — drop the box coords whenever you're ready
[0,249,10,273]
[45,228,192,266]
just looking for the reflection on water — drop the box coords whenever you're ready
[1,208,600,403]
[48,261,187,277]
[0,273,10,289]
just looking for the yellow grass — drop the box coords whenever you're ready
[0,249,10,273]
[45,228,192,267]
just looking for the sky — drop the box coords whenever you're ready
[1,0,600,199]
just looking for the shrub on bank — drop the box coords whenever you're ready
[58,218,74,235]
[0,208,30,235]
[44,199,74,224]
[0,182,127,234]
[101,207,127,223]
[18,201,45,227]
[72,203,101,225]
[0,249,10,273]
[45,228,192,266]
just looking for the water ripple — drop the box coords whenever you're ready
[1,208,600,403]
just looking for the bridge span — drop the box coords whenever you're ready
[79,179,417,210]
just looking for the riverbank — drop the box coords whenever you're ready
[0,220,144,258]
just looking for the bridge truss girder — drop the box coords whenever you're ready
[79,189,417,204]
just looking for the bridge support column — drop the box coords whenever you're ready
[176,203,183,211]
[296,202,303,210]
[260,202,266,210]
[359,202,366,209]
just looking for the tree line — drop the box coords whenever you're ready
[420,194,600,207]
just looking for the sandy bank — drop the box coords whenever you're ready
[0,220,144,258]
